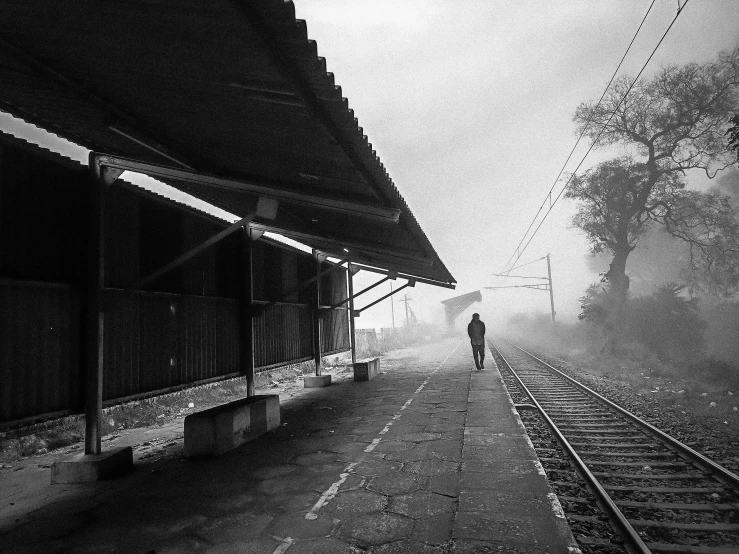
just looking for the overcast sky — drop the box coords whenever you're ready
[291,0,739,330]
[2,1,738,333]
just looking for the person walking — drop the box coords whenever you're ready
[467,313,486,370]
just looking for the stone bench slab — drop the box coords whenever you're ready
[184,394,280,457]
[304,375,332,388]
[353,357,380,381]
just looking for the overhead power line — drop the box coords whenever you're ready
[504,0,690,274]
[501,0,657,273]
[500,0,688,274]
[505,255,547,274]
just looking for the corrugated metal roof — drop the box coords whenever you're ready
[0,131,226,227]
[0,0,455,286]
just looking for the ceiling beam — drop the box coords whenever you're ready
[92,154,400,224]
[349,263,456,290]
[248,222,433,266]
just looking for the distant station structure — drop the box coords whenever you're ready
[441,290,482,330]
[0,0,455,477]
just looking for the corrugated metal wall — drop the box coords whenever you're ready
[321,266,351,354]
[254,303,313,370]
[0,272,350,423]
[0,137,350,423]
[0,280,80,421]
[322,307,351,355]
[102,291,240,401]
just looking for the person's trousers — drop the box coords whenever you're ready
[471,344,485,369]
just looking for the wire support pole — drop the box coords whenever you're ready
[486,285,546,289]
[348,263,357,365]
[504,255,547,274]
[547,253,556,326]
[492,274,548,280]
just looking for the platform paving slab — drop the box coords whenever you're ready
[0,338,580,553]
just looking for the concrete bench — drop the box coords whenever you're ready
[353,357,380,381]
[184,394,280,457]
[304,374,331,388]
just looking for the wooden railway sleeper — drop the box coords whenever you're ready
[629,520,739,532]
[593,472,711,480]
[539,457,685,467]
[576,451,679,458]
[604,485,726,494]
[558,429,646,435]
[646,544,739,554]
[549,414,615,420]
[569,442,665,448]
[548,411,614,416]
[575,460,690,469]
[559,496,739,512]
[557,422,634,428]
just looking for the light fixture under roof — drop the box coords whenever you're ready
[229,82,305,107]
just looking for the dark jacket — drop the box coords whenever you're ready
[467,319,486,345]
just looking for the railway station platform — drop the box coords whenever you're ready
[0,337,579,554]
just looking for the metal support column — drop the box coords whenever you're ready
[547,253,556,325]
[312,253,323,375]
[84,155,108,455]
[240,226,256,396]
[390,283,395,330]
[348,263,357,364]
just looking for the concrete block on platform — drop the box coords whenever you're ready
[304,374,332,388]
[184,394,280,457]
[51,446,133,484]
[353,357,380,381]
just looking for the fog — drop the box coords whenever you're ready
[3,2,738,370]
[289,1,739,342]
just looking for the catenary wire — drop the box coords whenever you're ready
[504,0,690,273]
[501,0,657,274]
[505,255,547,274]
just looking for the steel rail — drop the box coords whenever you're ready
[490,340,650,554]
[506,340,739,491]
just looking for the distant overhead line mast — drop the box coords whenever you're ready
[489,254,556,325]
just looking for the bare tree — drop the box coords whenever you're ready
[729,113,739,161]
[575,46,739,179]
[569,46,739,351]
[568,157,739,309]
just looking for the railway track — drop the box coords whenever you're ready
[490,339,739,554]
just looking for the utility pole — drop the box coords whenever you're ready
[547,253,556,326]
[400,294,411,327]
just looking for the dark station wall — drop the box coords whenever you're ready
[0,138,349,423]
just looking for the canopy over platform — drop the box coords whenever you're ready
[0,0,455,287]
